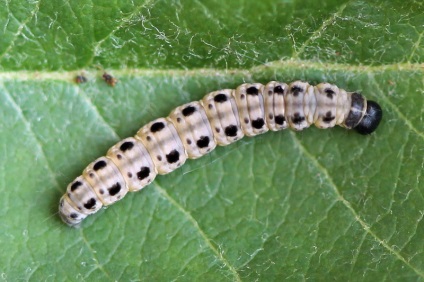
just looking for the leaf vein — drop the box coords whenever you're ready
[76,86,121,140]
[408,28,424,63]
[154,183,242,282]
[89,0,157,65]
[237,144,302,270]
[0,60,423,82]
[292,0,350,59]
[369,74,424,140]
[0,82,62,193]
[0,0,41,61]
[290,131,424,278]
[349,230,368,275]
[80,229,114,281]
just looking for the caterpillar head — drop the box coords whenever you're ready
[354,101,383,135]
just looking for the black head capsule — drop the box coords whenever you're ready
[354,101,383,135]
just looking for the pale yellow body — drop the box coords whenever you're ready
[59,81,367,226]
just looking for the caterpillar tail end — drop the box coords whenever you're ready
[354,101,383,135]
[59,195,85,228]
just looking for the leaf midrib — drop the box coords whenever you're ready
[0,60,422,81]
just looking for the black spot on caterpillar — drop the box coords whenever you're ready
[119,141,134,152]
[93,160,107,171]
[59,80,382,226]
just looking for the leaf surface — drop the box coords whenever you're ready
[0,0,423,280]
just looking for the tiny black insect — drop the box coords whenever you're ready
[102,72,118,87]
[75,75,88,84]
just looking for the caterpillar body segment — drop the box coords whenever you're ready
[136,118,187,175]
[263,81,289,131]
[107,137,157,192]
[201,89,244,145]
[168,101,217,159]
[82,157,128,205]
[316,84,336,127]
[284,81,311,131]
[65,176,103,214]
[233,83,268,137]
[59,80,383,226]
[59,196,88,225]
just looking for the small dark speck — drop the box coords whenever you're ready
[70,181,82,191]
[214,94,228,103]
[119,141,134,152]
[108,183,121,196]
[150,122,165,132]
[75,75,87,84]
[275,115,285,125]
[291,85,303,96]
[274,85,284,94]
[102,72,118,87]
[182,105,196,116]
[93,160,107,171]
[323,111,335,123]
[292,113,305,124]
[251,118,265,129]
[246,86,259,95]
[166,150,180,163]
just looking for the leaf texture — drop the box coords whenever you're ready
[0,0,423,280]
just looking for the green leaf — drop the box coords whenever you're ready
[1,0,423,280]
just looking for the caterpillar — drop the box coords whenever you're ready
[59,80,383,227]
